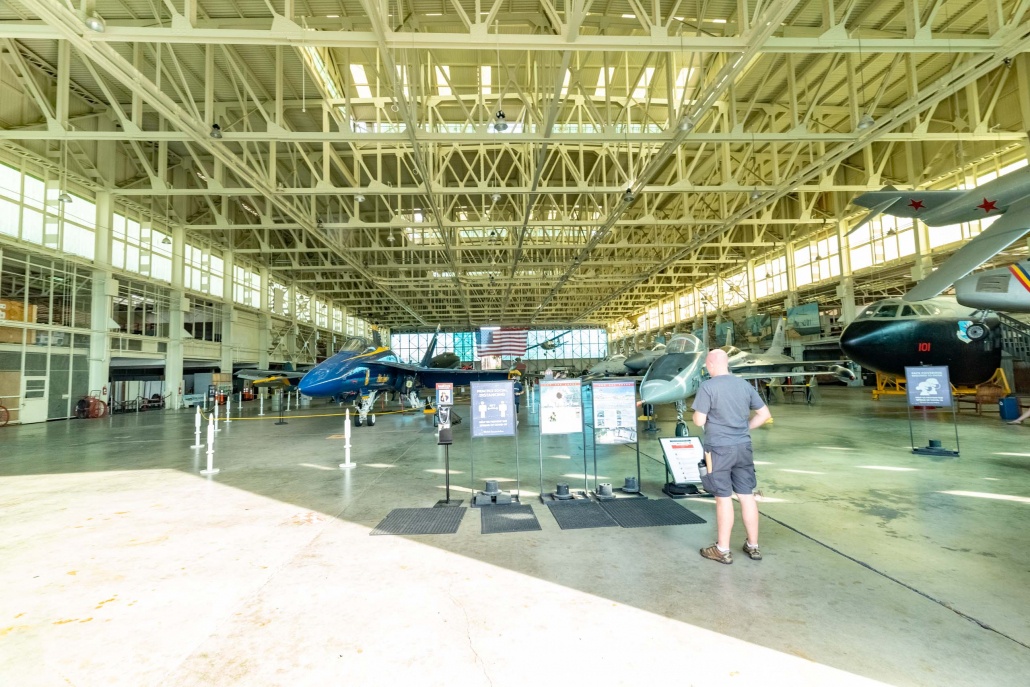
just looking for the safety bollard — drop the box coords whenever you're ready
[225,391,232,424]
[286,390,291,413]
[190,405,203,448]
[258,391,265,416]
[213,395,221,431]
[200,412,219,475]
[340,409,355,469]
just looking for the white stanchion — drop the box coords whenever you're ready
[213,395,221,431]
[200,412,219,475]
[190,405,203,448]
[339,409,355,469]
[286,390,291,412]
[225,391,232,424]
[258,391,265,416]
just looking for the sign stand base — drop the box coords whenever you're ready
[434,499,464,508]
[662,482,713,499]
[912,439,959,457]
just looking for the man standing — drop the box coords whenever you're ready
[510,370,525,414]
[692,348,771,564]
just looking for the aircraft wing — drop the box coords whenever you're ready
[851,188,967,219]
[236,368,306,381]
[371,361,511,387]
[904,201,1030,302]
[733,362,856,382]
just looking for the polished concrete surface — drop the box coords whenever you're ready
[1,387,1029,686]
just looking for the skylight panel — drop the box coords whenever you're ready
[633,67,655,100]
[349,64,372,98]
[481,66,492,95]
[436,66,452,96]
[303,47,341,99]
[594,67,614,97]
[674,67,695,103]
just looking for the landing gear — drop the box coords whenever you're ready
[354,390,378,427]
[406,390,425,409]
[674,400,690,437]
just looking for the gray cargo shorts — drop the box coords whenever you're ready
[700,442,757,497]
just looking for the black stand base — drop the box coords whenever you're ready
[912,446,959,457]
[614,487,647,498]
[434,499,464,508]
[662,482,713,499]
[539,490,589,503]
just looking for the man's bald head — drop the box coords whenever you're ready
[705,348,730,376]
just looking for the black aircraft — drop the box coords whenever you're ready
[838,296,1001,387]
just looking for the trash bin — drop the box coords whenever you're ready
[999,395,1020,421]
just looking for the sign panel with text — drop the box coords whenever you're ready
[436,382,453,408]
[592,380,638,444]
[905,366,952,408]
[659,436,705,484]
[470,380,516,437]
[539,379,583,435]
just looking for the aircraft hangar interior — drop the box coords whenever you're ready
[2,1,1030,684]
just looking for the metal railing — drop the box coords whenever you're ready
[998,313,1030,363]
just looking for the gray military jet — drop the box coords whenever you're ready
[624,343,667,373]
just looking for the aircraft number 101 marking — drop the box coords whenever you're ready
[918,342,932,352]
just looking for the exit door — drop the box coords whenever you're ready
[20,376,48,424]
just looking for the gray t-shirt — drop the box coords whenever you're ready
[691,374,766,447]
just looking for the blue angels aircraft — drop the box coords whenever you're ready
[295,328,509,426]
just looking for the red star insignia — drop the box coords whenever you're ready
[908,199,925,211]
[977,198,998,213]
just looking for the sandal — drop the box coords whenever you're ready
[700,544,733,564]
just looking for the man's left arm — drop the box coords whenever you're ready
[692,410,707,427]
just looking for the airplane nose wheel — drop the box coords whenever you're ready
[367,414,376,427]
[675,422,689,437]
[966,323,988,341]
[355,416,364,427]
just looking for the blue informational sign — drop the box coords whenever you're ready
[905,366,953,408]
[539,379,583,435]
[470,380,516,437]
[592,380,638,444]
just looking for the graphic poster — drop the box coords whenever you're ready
[660,437,705,484]
[592,380,638,444]
[470,380,516,437]
[436,382,453,407]
[905,366,952,408]
[539,379,583,435]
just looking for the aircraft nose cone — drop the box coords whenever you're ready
[298,366,339,397]
[839,321,883,371]
[624,353,648,371]
[639,379,680,405]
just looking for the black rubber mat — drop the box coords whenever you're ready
[480,504,542,534]
[546,501,619,530]
[599,499,707,528]
[371,507,466,536]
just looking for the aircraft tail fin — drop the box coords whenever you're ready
[765,318,786,356]
[371,326,383,348]
[419,325,441,368]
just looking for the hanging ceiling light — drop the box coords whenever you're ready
[622,188,635,203]
[84,12,106,32]
[491,192,501,203]
[209,123,223,139]
[749,190,762,201]
[161,235,172,245]
[493,110,508,132]
[354,194,365,203]
[57,192,72,204]
[856,113,875,131]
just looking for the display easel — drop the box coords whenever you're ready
[905,365,960,457]
[659,436,713,499]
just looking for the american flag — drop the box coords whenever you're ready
[477,327,528,357]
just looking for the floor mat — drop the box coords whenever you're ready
[599,499,707,528]
[546,501,619,530]
[480,504,542,534]
[371,507,466,536]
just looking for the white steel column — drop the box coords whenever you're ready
[165,222,187,409]
[220,250,234,374]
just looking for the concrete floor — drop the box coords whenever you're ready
[1,387,1028,686]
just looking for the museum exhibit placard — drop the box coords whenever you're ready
[592,380,638,444]
[905,366,952,408]
[539,379,583,435]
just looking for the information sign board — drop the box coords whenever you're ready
[592,380,638,444]
[659,436,705,484]
[905,366,952,408]
[436,382,453,408]
[539,379,583,435]
[470,380,516,437]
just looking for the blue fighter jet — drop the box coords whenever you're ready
[297,328,510,426]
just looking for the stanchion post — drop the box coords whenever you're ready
[340,408,355,469]
[213,395,221,431]
[286,390,291,412]
[200,412,219,475]
[275,389,288,425]
[225,390,232,424]
[258,390,265,416]
[190,405,203,448]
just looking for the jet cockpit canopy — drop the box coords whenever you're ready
[855,299,944,320]
[339,336,372,353]
[666,333,704,355]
